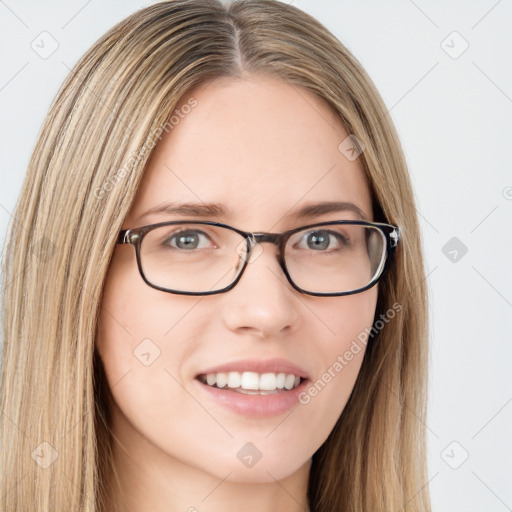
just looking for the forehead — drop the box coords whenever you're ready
[127,74,372,229]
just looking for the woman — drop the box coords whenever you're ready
[0,1,431,510]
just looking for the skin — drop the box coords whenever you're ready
[96,72,378,512]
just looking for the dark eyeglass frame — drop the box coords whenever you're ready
[117,219,400,297]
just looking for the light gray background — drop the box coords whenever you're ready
[1,1,511,511]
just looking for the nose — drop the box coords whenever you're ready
[220,239,302,338]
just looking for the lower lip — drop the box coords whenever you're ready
[195,377,310,418]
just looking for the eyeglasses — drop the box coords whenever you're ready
[116,220,400,296]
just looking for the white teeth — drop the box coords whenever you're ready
[284,374,296,390]
[199,371,303,391]
[241,372,260,390]
[216,372,228,388]
[259,372,277,390]
[276,373,286,389]
[227,372,241,388]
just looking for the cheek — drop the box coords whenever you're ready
[307,285,378,363]
[95,254,210,456]
[95,249,203,407]
[293,287,378,445]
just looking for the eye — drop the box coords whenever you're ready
[297,229,349,252]
[163,229,214,251]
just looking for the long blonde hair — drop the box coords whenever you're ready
[0,1,430,510]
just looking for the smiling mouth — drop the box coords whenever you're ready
[195,372,305,395]
[194,372,310,417]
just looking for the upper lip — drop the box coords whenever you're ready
[196,358,309,379]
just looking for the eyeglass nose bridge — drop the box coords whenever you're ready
[246,231,285,250]
[243,232,287,265]
[249,232,282,244]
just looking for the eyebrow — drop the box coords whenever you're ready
[137,200,369,223]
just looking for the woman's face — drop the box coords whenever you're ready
[97,73,377,487]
